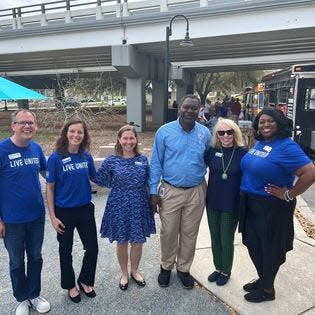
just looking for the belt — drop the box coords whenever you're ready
[163,180,195,190]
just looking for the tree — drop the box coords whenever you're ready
[195,71,265,103]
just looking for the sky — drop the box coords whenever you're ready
[0,0,141,10]
[0,0,60,10]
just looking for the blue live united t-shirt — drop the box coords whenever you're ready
[241,137,311,196]
[0,138,46,223]
[46,150,96,208]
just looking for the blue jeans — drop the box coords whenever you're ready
[4,217,45,302]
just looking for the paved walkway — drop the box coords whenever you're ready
[1,186,314,314]
[0,187,231,315]
[192,196,315,315]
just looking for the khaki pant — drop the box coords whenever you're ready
[159,180,206,272]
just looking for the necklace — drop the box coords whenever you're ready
[220,147,235,180]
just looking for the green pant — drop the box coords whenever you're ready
[206,208,238,274]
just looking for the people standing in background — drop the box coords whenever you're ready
[149,94,211,289]
[230,98,242,123]
[205,119,247,286]
[221,96,230,118]
[0,109,50,315]
[214,98,222,117]
[198,106,207,125]
[92,125,155,291]
[240,108,315,303]
[46,119,98,303]
[204,99,211,121]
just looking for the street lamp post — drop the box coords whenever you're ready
[164,14,193,123]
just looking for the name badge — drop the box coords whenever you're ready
[263,145,272,152]
[135,161,143,166]
[62,157,72,164]
[8,152,21,160]
[215,152,223,158]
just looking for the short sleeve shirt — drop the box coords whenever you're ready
[0,138,46,223]
[46,151,96,208]
[241,138,310,196]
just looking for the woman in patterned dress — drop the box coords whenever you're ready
[92,125,156,290]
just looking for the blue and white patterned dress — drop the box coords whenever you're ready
[93,154,156,244]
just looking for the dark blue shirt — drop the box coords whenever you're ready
[205,146,247,214]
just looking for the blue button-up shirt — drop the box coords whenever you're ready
[149,119,211,195]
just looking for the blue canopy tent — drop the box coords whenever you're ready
[0,77,47,101]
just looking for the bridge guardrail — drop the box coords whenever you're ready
[0,0,205,30]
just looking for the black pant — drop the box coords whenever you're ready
[240,193,295,289]
[55,202,98,289]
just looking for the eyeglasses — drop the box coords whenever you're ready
[217,129,234,136]
[14,121,35,126]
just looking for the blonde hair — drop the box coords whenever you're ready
[212,118,244,148]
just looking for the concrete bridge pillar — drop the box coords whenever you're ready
[176,82,186,103]
[171,66,195,103]
[126,78,145,132]
[152,80,164,126]
[112,45,152,131]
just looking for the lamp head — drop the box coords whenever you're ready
[180,32,193,47]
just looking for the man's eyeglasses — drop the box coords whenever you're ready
[217,129,234,136]
[14,121,35,126]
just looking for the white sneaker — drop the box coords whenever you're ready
[15,300,30,315]
[30,296,51,314]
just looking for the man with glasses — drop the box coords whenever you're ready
[149,94,211,289]
[0,110,50,315]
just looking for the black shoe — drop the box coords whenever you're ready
[77,280,96,298]
[131,273,146,287]
[177,270,195,289]
[243,279,261,292]
[158,266,171,287]
[208,271,221,282]
[216,273,230,286]
[68,290,81,303]
[244,288,275,303]
[119,279,129,291]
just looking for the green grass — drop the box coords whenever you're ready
[0,130,58,144]
[0,131,11,140]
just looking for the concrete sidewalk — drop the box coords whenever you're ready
[191,196,315,315]
[0,187,231,315]
[1,184,314,314]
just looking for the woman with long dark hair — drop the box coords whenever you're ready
[240,108,315,302]
[46,119,98,303]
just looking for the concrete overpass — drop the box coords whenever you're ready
[1,0,315,129]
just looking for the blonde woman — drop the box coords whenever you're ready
[204,119,247,286]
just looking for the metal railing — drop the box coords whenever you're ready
[0,0,311,31]
[0,0,117,18]
[0,0,205,30]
